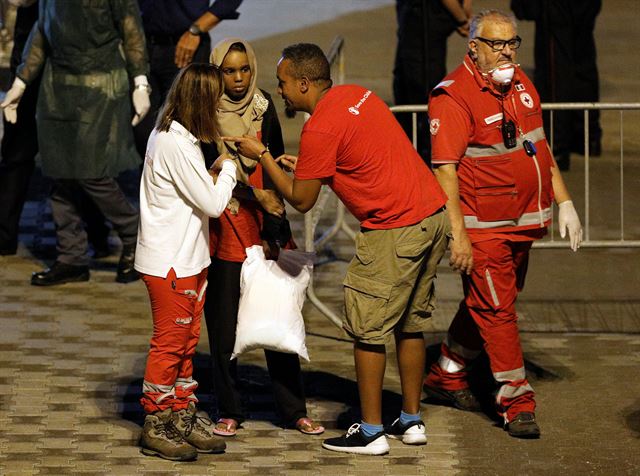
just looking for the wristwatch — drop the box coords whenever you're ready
[188,23,202,36]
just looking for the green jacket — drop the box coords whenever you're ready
[17,0,149,179]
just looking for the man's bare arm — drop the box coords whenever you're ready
[222,135,322,213]
[434,164,474,274]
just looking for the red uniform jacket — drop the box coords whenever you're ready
[430,55,555,234]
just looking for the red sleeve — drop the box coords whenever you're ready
[429,93,472,165]
[294,129,340,180]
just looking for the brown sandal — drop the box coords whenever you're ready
[295,417,325,435]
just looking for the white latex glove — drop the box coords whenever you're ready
[131,75,151,126]
[558,200,583,252]
[1,77,27,124]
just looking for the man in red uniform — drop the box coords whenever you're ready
[422,9,583,438]
[227,43,449,455]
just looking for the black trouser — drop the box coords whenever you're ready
[204,258,308,427]
[0,79,38,253]
[50,178,138,266]
[533,0,602,156]
[393,0,458,165]
[0,5,38,253]
[134,36,212,158]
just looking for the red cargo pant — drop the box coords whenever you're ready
[139,267,208,414]
[425,237,536,422]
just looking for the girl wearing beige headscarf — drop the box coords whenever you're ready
[204,38,324,438]
[211,37,268,187]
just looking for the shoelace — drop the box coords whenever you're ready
[155,420,184,443]
[345,423,361,438]
[182,411,214,437]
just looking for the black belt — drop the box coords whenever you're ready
[145,33,209,45]
[430,206,446,217]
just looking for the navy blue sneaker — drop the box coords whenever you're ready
[322,424,389,455]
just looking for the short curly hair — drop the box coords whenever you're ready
[280,43,331,83]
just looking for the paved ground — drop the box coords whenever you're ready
[1,211,640,475]
[1,0,640,474]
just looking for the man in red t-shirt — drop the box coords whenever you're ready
[226,43,448,455]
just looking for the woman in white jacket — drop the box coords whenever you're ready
[135,63,236,462]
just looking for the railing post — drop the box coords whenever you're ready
[620,110,625,241]
[584,109,590,242]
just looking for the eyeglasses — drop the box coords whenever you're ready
[475,36,522,52]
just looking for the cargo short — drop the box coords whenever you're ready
[342,209,449,345]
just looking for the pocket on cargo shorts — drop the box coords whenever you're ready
[343,273,394,343]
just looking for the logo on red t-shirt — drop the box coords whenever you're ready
[348,90,372,115]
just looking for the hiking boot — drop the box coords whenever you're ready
[322,423,389,455]
[140,409,198,461]
[506,412,541,439]
[385,418,427,445]
[423,382,481,412]
[173,402,226,453]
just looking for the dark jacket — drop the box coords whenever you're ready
[17,0,149,179]
[259,90,292,246]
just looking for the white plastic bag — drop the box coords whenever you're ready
[232,245,314,361]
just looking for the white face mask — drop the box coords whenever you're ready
[489,63,516,85]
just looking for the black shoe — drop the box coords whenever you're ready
[423,382,481,412]
[506,412,541,439]
[322,424,389,455]
[116,244,139,283]
[385,418,427,445]
[31,261,90,286]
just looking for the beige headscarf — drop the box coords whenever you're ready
[210,38,269,187]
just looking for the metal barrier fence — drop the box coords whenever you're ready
[390,102,640,248]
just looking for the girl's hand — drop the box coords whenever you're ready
[210,152,236,172]
[254,188,285,217]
